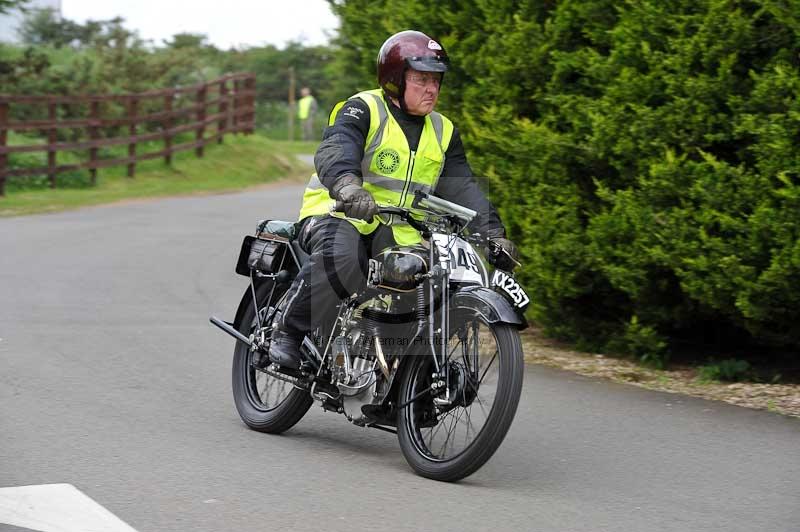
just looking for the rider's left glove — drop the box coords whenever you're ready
[483,228,520,271]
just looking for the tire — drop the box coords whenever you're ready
[396,311,524,482]
[231,281,312,433]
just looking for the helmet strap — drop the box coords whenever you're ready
[385,88,407,113]
[398,74,408,113]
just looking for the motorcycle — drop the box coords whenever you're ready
[210,191,530,481]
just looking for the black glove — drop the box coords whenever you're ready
[483,228,520,271]
[330,175,379,222]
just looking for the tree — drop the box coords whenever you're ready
[17,7,81,47]
[0,0,28,15]
[163,32,214,50]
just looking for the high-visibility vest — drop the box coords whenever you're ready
[298,89,454,245]
[298,95,315,120]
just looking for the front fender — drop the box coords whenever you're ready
[451,286,528,330]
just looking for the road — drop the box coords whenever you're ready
[1,183,798,532]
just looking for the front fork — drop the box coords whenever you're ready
[424,241,454,406]
[422,243,482,409]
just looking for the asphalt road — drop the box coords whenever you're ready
[1,183,799,532]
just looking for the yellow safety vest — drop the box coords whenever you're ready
[298,95,315,120]
[298,89,454,245]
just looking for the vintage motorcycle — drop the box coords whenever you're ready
[210,191,530,481]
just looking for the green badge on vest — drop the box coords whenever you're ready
[376,148,401,174]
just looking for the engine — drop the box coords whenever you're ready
[329,329,381,423]
[327,287,423,423]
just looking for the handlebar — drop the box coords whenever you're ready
[412,192,477,223]
[332,191,477,226]
[331,195,520,268]
[332,201,429,233]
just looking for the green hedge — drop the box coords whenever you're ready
[331,0,800,361]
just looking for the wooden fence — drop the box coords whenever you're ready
[0,72,256,196]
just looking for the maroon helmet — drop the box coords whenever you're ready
[377,30,449,102]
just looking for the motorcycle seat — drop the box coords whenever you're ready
[256,219,297,240]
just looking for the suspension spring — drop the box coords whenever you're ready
[416,284,426,323]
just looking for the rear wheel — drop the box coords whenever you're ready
[397,307,523,481]
[231,281,312,433]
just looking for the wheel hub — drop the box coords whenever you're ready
[435,361,478,409]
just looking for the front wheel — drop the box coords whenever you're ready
[397,312,524,482]
[231,281,312,433]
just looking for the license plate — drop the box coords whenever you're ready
[235,235,256,276]
[491,270,530,311]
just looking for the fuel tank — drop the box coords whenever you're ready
[374,245,428,292]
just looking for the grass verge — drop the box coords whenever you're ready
[0,135,317,217]
[521,328,800,419]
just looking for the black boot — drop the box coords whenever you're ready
[268,327,304,370]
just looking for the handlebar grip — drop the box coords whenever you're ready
[330,201,407,219]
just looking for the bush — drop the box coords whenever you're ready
[330,0,800,360]
[608,316,669,368]
[697,359,752,382]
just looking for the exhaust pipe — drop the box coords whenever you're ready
[209,316,253,347]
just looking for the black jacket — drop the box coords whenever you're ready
[313,95,505,236]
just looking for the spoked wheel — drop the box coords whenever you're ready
[231,281,312,433]
[397,308,524,481]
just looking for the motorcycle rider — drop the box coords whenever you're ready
[267,30,519,370]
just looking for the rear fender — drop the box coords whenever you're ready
[232,281,271,331]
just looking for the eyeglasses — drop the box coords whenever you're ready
[406,72,442,88]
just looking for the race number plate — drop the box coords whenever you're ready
[491,270,530,311]
[432,233,486,285]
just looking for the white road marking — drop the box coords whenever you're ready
[0,483,138,532]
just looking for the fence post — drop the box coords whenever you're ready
[245,75,256,135]
[47,101,57,188]
[0,101,7,197]
[0,102,8,196]
[164,93,173,165]
[195,84,207,157]
[218,79,228,144]
[127,97,138,178]
[232,78,242,131]
[288,67,295,141]
[88,100,100,185]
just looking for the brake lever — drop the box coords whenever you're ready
[487,239,522,268]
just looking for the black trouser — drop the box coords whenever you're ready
[279,215,396,333]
